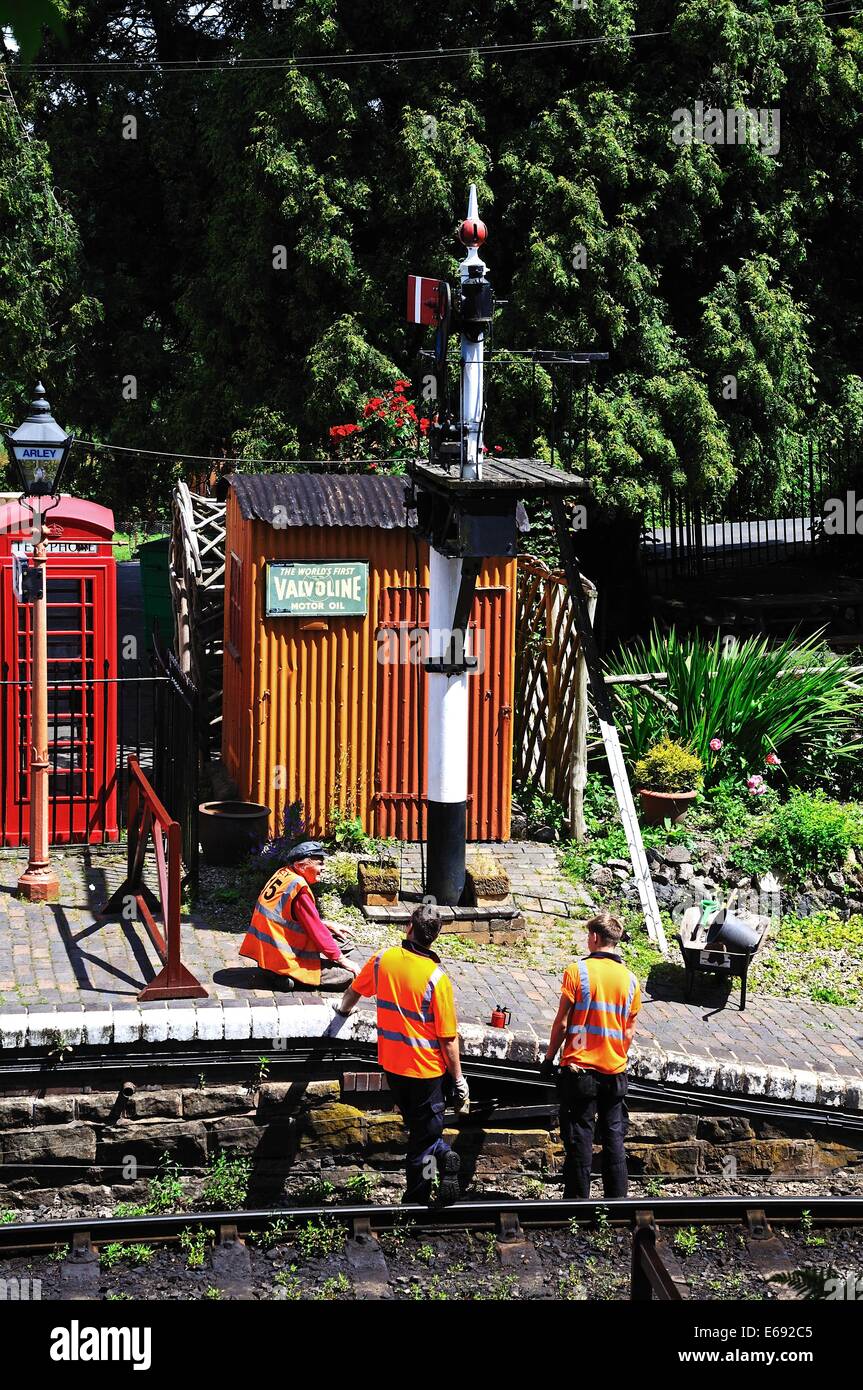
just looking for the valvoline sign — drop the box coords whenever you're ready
[265,560,368,617]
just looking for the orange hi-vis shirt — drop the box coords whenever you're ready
[352,944,458,1080]
[560,952,641,1075]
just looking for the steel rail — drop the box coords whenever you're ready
[0,1042,861,1136]
[1,1195,863,1256]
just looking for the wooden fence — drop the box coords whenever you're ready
[513,555,597,838]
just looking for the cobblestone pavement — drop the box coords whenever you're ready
[1,845,862,1085]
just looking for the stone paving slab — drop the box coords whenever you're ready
[0,847,862,1110]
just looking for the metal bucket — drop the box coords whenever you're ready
[706,909,761,953]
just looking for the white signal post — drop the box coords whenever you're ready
[424,188,490,905]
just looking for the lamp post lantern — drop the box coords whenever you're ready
[3,384,74,903]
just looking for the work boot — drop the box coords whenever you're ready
[267,974,295,993]
[438,1150,461,1206]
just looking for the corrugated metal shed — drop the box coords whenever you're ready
[230,473,414,530]
[222,474,515,843]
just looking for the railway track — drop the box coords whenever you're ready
[2,1196,862,1301]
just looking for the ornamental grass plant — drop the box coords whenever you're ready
[606,626,863,782]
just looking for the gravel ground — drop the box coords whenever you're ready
[3,1219,863,1302]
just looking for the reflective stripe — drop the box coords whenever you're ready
[568,1021,625,1039]
[245,923,321,962]
[625,972,637,1020]
[577,959,590,1004]
[420,965,443,1021]
[255,902,312,942]
[377,1028,442,1051]
[373,953,382,994]
[378,998,435,1026]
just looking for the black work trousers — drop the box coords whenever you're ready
[384,1070,452,1205]
[557,1067,629,1198]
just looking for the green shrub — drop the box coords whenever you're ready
[201,1153,252,1210]
[634,738,703,793]
[754,791,863,881]
[328,807,375,853]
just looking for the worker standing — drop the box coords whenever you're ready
[240,841,359,992]
[542,911,640,1198]
[335,904,469,1205]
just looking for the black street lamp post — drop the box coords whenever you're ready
[3,384,74,902]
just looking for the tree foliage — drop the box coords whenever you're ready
[2,1,863,524]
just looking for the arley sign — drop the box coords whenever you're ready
[265,560,369,617]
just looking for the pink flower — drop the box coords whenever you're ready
[709,738,723,752]
[765,752,781,766]
[747,774,765,795]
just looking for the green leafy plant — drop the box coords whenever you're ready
[0,1211,16,1225]
[591,1206,614,1252]
[634,737,703,794]
[295,1176,336,1204]
[296,1217,344,1260]
[673,1226,699,1256]
[274,1266,303,1299]
[201,1153,252,1210]
[179,1227,213,1269]
[315,1273,352,1299]
[750,790,863,882]
[408,1276,451,1301]
[557,1262,585,1299]
[203,1286,222,1300]
[379,1219,415,1256]
[106,1292,133,1301]
[115,1152,186,1218]
[416,1243,436,1266]
[800,1209,827,1248]
[345,1172,374,1202]
[643,1177,665,1199]
[101,1243,155,1269]
[328,806,376,853]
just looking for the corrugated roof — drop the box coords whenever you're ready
[229,472,413,529]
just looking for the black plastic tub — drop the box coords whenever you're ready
[198,800,271,866]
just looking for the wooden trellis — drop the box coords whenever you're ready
[513,555,597,838]
[169,483,226,753]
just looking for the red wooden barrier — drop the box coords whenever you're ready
[103,756,207,1001]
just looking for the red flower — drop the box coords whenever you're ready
[419,418,430,434]
[394,379,411,391]
[493,445,503,453]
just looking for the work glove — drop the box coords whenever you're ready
[453,1077,470,1116]
[539,1057,559,1083]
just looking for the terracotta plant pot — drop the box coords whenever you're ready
[358,859,400,907]
[199,800,271,865]
[638,788,699,826]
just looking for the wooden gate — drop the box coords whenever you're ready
[513,555,597,836]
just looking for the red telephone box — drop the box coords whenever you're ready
[0,496,118,845]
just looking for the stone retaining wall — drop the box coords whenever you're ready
[1,1076,861,1210]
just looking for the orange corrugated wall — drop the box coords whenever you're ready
[221,489,515,841]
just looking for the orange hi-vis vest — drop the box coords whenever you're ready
[560,954,640,1075]
[352,946,458,1080]
[240,867,321,985]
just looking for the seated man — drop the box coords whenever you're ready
[240,840,359,992]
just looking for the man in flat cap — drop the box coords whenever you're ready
[240,841,359,992]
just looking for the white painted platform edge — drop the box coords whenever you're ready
[0,1006,860,1111]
